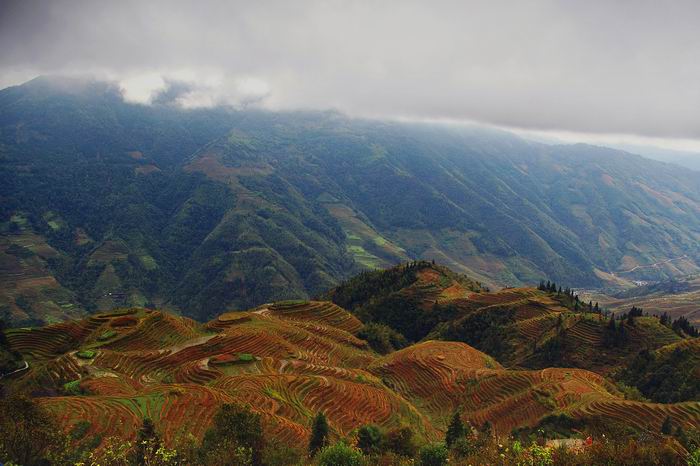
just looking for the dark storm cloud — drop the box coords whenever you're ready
[1,0,699,142]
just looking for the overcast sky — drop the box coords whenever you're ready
[1,0,700,151]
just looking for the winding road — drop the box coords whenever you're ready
[609,255,689,276]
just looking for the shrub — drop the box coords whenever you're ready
[419,443,448,466]
[316,442,363,466]
[63,379,83,395]
[688,448,700,466]
[76,349,96,359]
[451,437,475,458]
[262,444,303,466]
[384,426,417,457]
[357,424,383,455]
[199,403,264,466]
[98,330,118,341]
[0,395,65,465]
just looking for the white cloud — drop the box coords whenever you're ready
[118,73,167,104]
[1,0,699,151]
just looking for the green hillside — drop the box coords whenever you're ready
[3,77,700,324]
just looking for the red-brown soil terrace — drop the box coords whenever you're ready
[3,301,699,449]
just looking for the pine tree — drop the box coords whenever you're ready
[136,418,159,466]
[661,416,673,435]
[309,412,329,456]
[445,409,465,447]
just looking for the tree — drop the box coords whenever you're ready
[136,418,160,466]
[316,442,363,466]
[419,443,448,466]
[445,409,465,447]
[357,424,383,455]
[0,395,65,466]
[199,403,264,466]
[661,416,674,435]
[384,426,417,457]
[309,412,329,456]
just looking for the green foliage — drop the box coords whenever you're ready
[63,379,83,395]
[6,77,700,326]
[440,304,515,360]
[688,448,700,466]
[315,442,363,466]
[618,347,700,402]
[357,424,383,455]
[445,409,465,447]
[661,416,674,435]
[0,395,65,466]
[309,412,330,456]
[76,349,96,359]
[418,442,448,466]
[98,330,117,340]
[199,403,265,466]
[261,444,304,466]
[357,323,408,354]
[136,418,159,466]
[383,426,417,458]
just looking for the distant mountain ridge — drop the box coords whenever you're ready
[2,76,700,324]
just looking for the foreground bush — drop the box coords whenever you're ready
[419,442,448,466]
[316,442,364,466]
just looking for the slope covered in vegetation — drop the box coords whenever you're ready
[4,77,700,325]
[1,299,698,455]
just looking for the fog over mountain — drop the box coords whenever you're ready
[1,0,700,152]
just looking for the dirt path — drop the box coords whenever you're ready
[609,255,688,275]
[0,360,29,379]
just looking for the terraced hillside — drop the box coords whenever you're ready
[2,302,698,449]
[328,262,691,377]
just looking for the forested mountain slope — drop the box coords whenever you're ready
[2,76,700,324]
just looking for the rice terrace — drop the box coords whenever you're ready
[2,262,699,464]
[3,2,700,463]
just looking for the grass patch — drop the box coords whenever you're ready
[76,350,96,359]
[63,380,82,395]
[98,330,117,341]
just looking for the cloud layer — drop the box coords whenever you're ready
[1,0,699,142]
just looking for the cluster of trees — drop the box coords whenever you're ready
[537,280,600,313]
[357,322,408,354]
[328,261,480,343]
[603,314,629,348]
[669,315,699,337]
[618,346,700,403]
[2,396,699,466]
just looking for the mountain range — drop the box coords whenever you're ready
[2,76,700,326]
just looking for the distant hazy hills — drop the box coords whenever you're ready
[2,76,700,324]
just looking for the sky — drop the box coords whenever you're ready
[1,0,700,151]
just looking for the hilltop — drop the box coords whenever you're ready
[327,263,699,401]
[2,297,699,455]
[4,77,700,325]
